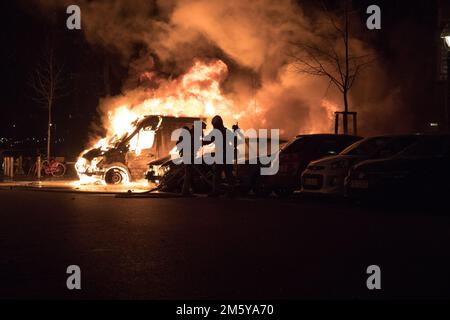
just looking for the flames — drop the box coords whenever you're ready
[138,60,234,118]
[76,58,342,184]
[93,59,235,152]
[76,59,238,184]
[83,59,342,157]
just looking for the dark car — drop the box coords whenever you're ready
[301,134,422,195]
[147,137,285,195]
[262,134,362,196]
[345,134,450,203]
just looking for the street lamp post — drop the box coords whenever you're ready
[448,50,450,131]
[441,24,450,131]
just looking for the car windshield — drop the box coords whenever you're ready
[245,138,279,160]
[340,137,393,156]
[281,136,360,156]
[280,137,309,154]
[375,135,421,157]
[396,136,450,157]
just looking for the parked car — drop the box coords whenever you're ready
[76,115,203,184]
[345,134,450,203]
[301,134,422,195]
[261,134,362,196]
[147,137,285,195]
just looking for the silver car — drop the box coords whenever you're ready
[301,134,422,195]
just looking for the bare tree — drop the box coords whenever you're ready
[30,46,64,160]
[290,1,373,134]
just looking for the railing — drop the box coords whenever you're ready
[3,156,15,179]
[2,155,43,180]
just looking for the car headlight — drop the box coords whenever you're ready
[330,160,348,170]
[163,165,171,174]
[156,165,171,176]
[75,158,88,172]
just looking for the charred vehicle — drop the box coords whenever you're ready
[146,137,286,195]
[76,115,202,184]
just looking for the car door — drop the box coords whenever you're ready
[126,126,157,180]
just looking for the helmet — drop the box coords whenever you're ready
[211,115,224,129]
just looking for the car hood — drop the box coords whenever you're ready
[353,156,442,173]
[148,155,171,166]
[82,148,104,161]
[308,155,364,166]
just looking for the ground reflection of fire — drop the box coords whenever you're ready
[70,179,151,191]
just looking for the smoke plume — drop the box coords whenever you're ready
[34,0,410,139]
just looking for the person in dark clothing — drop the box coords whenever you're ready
[0,149,4,181]
[177,122,206,196]
[203,115,235,196]
[176,126,190,158]
[176,126,191,196]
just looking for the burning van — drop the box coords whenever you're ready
[76,115,202,184]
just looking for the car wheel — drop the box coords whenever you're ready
[105,168,128,185]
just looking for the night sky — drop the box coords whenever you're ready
[0,1,126,156]
[0,0,441,158]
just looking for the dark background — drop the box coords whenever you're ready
[0,0,444,158]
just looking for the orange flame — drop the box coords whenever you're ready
[77,59,342,184]
[76,59,239,183]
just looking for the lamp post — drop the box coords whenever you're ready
[441,24,450,131]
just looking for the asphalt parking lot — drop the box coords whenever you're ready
[0,188,449,299]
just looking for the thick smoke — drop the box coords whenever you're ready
[34,0,409,139]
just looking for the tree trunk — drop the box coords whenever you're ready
[47,101,52,160]
[343,0,350,135]
[47,49,54,161]
[447,51,450,131]
[343,89,349,134]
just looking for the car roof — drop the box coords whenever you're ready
[245,137,288,144]
[294,133,362,139]
[361,133,423,139]
[138,115,205,127]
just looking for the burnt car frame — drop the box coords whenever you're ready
[76,115,203,184]
[146,136,286,195]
